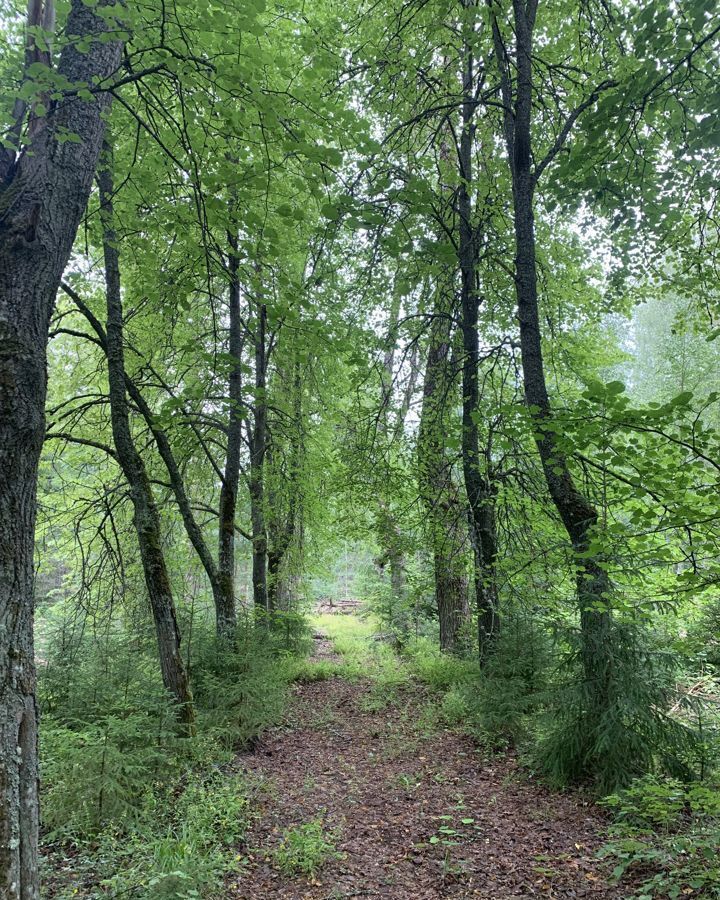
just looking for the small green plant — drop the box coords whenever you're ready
[273,818,341,876]
[393,771,422,792]
[360,658,411,711]
[428,813,477,848]
[440,847,468,882]
[309,704,338,729]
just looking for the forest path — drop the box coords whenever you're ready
[228,618,621,900]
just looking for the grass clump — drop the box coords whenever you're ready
[404,637,478,691]
[272,818,342,876]
[285,657,343,683]
[401,618,549,751]
[360,653,412,711]
[44,772,256,899]
[93,774,254,899]
[310,613,376,676]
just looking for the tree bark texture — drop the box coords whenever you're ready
[418,292,471,653]
[250,302,268,617]
[457,14,499,655]
[0,2,122,894]
[267,361,302,612]
[216,234,243,637]
[99,156,195,733]
[376,293,408,624]
[492,0,612,706]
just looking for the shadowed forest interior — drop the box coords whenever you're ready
[1,0,720,897]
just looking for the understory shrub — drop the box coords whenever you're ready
[404,636,478,691]
[599,776,720,898]
[42,709,185,837]
[268,609,314,656]
[77,774,254,900]
[39,616,304,897]
[407,616,551,749]
[191,625,290,748]
[40,628,193,838]
[534,621,700,793]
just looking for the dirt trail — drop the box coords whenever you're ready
[229,627,621,900]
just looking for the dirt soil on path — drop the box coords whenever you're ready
[228,632,622,900]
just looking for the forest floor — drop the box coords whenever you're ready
[228,619,624,900]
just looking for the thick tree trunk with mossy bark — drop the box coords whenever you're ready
[418,292,470,653]
[0,2,122,893]
[99,157,195,733]
[491,0,612,710]
[457,10,499,656]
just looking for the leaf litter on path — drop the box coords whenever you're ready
[228,635,624,900]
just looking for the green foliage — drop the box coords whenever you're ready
[404,637,478,691]
[268,610,314,656]
[421,618,551,749]
[599,777,720,898]
[93,775,253,899]
[285,657,343,682]
[40,628,193,838]
[190,626,291,749]
[535,622,698,793]
[38,616,299,896]
[360,658,412,711]
[272,819,341,876]
[16,0,720,889]
[311,612,378,677]
[42,711,182,838]
[39,623,173,728]
[360,552,439,646]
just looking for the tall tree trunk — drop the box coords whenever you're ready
[0,2,122,894]
[216,234,243,637]
[457,7,499,656]
[418,289,470,653]
[250,302,268,618]
[99,154,195,733]
[491,0,612,709]
[268,354,305,609]
[376,292,408,625]
[265,448,293,612]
